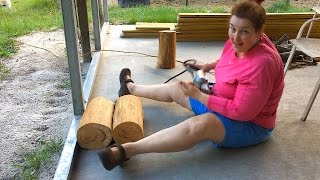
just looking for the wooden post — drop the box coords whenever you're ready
[112,95,144,144]
[157,30,176,69]
[77,97,114,149]
[98,0,104,26]
[76,0,92,62]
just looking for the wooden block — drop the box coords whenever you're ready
[112,95,144,144]
[77,96,114,149]
[157,30,176,69]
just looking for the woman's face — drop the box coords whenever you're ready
[228,15,262,57]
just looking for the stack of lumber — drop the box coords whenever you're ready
[121,22,176,38]
[175,13,320,41]
[175,13,229,41]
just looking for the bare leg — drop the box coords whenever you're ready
[127,82,191,110]
[111,113,225,158]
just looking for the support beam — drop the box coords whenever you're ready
[103,0,109,22]
[98,0,104,25]
[77,0,92,63]
[91,0,101,50]
[60,0,84,115]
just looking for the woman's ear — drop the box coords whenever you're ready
[257,25,265,37]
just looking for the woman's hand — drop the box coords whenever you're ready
[180,80,210,107]
[184,61,218,73]
[180,80,201,98]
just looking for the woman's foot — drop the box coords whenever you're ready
[98,144,128,171]
[118,68,134,97]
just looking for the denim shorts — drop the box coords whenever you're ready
[189,97,273,148]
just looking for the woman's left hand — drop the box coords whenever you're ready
[180,81,201,98]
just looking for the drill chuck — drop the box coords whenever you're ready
[184,63,212,94]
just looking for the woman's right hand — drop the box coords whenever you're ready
[200,63,212,73]
[185,62,212,73]
[185,59,218,73]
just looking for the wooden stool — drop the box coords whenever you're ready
[157,30,176,69]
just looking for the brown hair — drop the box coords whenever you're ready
[231,0,266,32]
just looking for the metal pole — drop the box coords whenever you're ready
[60,0,84,115]
[91,0,101,50]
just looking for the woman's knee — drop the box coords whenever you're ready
[170,82,190,107]
[169,82,182,97]
[187,113,225,143]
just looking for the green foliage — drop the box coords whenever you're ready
[109,2,311,25]
[267,0,311,13]
[0,62,11,80]
[208,6,227,13]
[0,0,62,58]
[0,33,16,57]
[14,138,63,180]
[56,79,71,89]
[109,5,227,24]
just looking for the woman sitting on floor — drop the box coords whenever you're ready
[99,0,285,171]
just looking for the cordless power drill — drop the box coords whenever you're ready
[183,61,213,95]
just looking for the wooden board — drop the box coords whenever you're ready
[135,22,176,30]
[121,32,159,38]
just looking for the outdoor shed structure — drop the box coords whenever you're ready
[54,0,320,179]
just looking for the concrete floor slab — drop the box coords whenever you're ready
[71,25,320,180]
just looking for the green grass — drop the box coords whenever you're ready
[108,5,227,24]
[14,138,63,180]
[0,0,62,58]
[107,0,311,24]
[56,79,71,89]
[0,62,11,80]
[267,0,311,13]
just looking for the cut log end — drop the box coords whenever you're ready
[77,124,112,149]
[113,122,144,144]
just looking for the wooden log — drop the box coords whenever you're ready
[77,96,114,149]
[157,30,176,69]
[112,95,144,144]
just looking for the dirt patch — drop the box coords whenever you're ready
[0,29,89,179]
